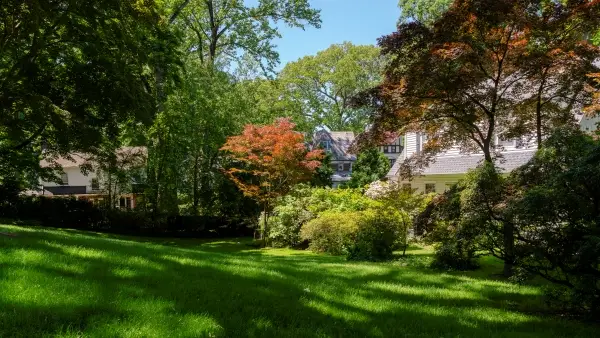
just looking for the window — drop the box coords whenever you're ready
[389,158,396,167]
[119,197,132,209]
[380,137,403,154]
[330,163,338,171]
[337,163,344,171]
[91,178,100,190]
[343,163,351,172]
[320,140,331,151]
[425,183,436,194]
[61,172,69,185]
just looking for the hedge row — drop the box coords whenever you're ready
[0,196,253,238]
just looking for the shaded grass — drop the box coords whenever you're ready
[0,224,597,337]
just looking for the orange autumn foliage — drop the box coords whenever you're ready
[221,118,323,206]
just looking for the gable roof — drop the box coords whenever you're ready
[40,147,147,169]
[313,130,356,161]
[388,150,536,178]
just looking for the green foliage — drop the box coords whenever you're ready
[310,152,334,187]
[300,211,361,255]
[3,225,599,337]
[0,0,179,187]
[398,0,452,26]
[365,180,431,218]
[306,187,380,214]
[266,185,376,247]
[345,148,390,188]
[279,42,384,132]
[144,0,321,215]
[423,164,503,271]
[267,187,314,248]
[505,128,600,317]
[173,0,321,71]
[348,208,409,261]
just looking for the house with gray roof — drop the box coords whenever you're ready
[313,130,357,187]
[387,118,599,193]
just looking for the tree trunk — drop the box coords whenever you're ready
[482,139,493,163]
[503,221,515,277]
[536,102,542,149]
[261,201,270,242]
[192,154,199,216]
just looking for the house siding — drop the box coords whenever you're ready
[396,174,465,194]
[41,167,96,194]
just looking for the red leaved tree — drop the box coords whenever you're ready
[221,118,323,239]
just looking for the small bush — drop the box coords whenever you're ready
[267,186,314,247]
[543,285,600,320]
[300,211,361,255]
[347,208,408,261]
[266,185,377,247]
[430,240,480,270]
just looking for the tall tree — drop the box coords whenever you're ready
[508,0,600,148]
[345,149,390,188]
[173,0,321,70]
[0,0,177,187]
[279,42,385,132]
[221,118,323,239]
[398,0,452,26]
[356,0,600,169]
[145,0,321,214]
[355,0,600,276]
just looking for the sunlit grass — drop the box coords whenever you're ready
[0,224,597,337]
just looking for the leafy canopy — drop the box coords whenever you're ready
[345,148,390,188]
[356,0,600,176]
[221,118,323,205]
[279,42,385,132]
[398,0,452,26]
[0,0,178,185]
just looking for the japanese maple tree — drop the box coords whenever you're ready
[353,0,600,276]
[354,0,600,172]
[221,118,323,239]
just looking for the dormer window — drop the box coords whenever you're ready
[320,140,332,151]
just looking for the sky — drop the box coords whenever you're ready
[274,0,401,67]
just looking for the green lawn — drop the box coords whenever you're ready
[0,224,597,337]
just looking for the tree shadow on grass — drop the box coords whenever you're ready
[1,226,598,337]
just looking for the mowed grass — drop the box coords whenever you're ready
[0,224,598,337]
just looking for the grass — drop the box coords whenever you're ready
[0,224,597,337]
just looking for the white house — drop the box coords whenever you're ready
[386,116,599,193]
[39,147,146,208]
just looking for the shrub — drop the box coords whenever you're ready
[421,181,484,270]
[348,208,409,261]
[0,196,252,238]
[266,185,377,247]
[306,187,379,214]
[505,128,600,317]
[300,211,361,255]
[268,205,314,248]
